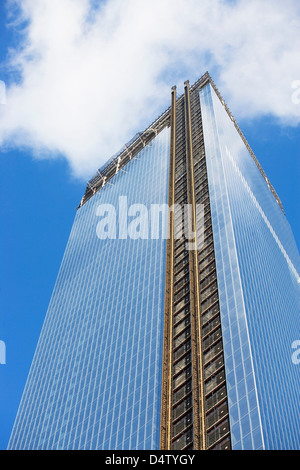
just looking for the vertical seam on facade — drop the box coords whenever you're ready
[184,81,206,450]
[160,86,176,450]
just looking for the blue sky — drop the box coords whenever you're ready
[0,0,299,450]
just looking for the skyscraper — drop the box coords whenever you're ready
[8,73,300,450]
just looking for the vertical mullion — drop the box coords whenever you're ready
[160,86,177,450]
[184,81,206,450]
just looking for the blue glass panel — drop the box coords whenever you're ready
[8,127,170,450]
[200,84,300,450]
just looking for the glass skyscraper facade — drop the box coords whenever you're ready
[8,73,299,450]
[200,84,300,450]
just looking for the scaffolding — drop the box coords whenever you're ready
[78,70,284,215]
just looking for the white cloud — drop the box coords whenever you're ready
[0,0,299,178]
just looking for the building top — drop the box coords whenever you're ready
[78,72,284,214]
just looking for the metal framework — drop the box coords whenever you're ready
[78,72,283,215]
[160,78,232,450]
[160,85,177,449]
